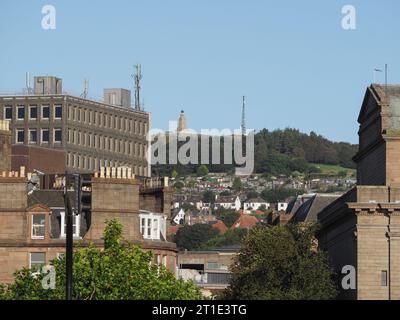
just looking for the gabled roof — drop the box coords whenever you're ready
[215,196,239,204]
[28,190,76,208]
[245,197,267,203]
[291,194,340,223]
[358,84,400,123]
[232,214,258,229]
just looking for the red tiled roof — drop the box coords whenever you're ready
[212,220,228,234]
[232,215,258,229]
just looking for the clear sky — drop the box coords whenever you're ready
[1,0,399,144]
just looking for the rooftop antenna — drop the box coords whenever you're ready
[373,68,382,84]
[25,72,32,94]
[241,96,246,135]
[132,64,143,110]
[80,79,89,99]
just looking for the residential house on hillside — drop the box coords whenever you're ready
[232,214,258,230]
[172,208,186,225]
[214,196,241,211]
[243,197,270,213]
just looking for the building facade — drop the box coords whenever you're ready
[318,84,400,300]
[0,167,175,284]
[0,76,150,176]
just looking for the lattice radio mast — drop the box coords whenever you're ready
[132,64,143,110]
[241,96,246,135]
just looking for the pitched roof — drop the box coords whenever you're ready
[215,196,238,203]
[232,214,258,229]
[209,220,228,234]
[245,197,267,203]
[28,190,76,208]
[291,194,341,223]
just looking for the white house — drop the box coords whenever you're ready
[214,196,241,211]
[277,202,288,212]
[243,198,270,213]
[172,208,186,225]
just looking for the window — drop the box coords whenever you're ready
[54,128,62,143]
[60,212,81,238]
[17,106,25,120]
[139,213,164,240]
[29,105,37,120]
[41,129,49,143]
[381,271,388,287]
[30,253,46,271]
[16,129,24,143]
[42,105,50,119]
[29,129,37,144]
[54,105,62,119]
[31,214,45,239]
[4,106,12,120]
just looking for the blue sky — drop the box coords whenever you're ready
[1,0,399,144]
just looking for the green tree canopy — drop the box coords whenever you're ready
[196,165,209,177]
[215,210,240,228]
[202,190,215,203]
[174,224,219,250]
[232,177,242,192]
[0,219,203,300]
[222,224,337,300]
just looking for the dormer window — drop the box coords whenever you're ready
[31,214,45,240]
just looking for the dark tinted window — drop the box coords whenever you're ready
[4,107,12,120]
[55,105,62,119]
[42,130,49,142]
[42,106,50,119]
[54,129,62,142]
[17,107,25,119]
[17,130,24,143]
[30,106,37,119]
[29,130,37,143]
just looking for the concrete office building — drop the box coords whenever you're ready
[0,76,150,176]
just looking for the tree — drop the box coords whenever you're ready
[171,169,178,179]
[202,190,215,204]
[196,165,209,177]
[232,177,242,192]
[246,190,259,200]
[199,228,248,250]
[173,181,184,191]
[174,224,219,250]
[215,210,240,228]
[222,224,338,300]
[0,219,203,300]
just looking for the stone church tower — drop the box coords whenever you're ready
[0,120,11,171]
[318,84,400,300]
[177,110,187,132]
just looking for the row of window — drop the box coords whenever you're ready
[16,128,62,144]
[66,153,147,175]
[31,213,80,240]
[67,129,146,156]
[68,106,147,135]
[4,105,62,121]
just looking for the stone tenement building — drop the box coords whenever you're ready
[0,165,175,284]
[318,84,400,300]
[0,76,150,176]
[0,120,11,171]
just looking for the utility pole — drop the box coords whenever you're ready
[63,173,74,300]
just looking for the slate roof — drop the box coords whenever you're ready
[215,196,238,204]
[245,197,268,203]
[291,194,341,223]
